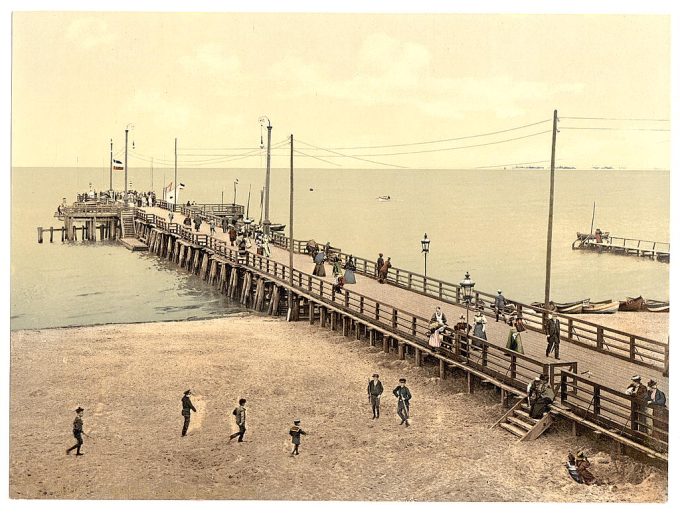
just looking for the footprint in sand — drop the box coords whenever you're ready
[189,395,207,432]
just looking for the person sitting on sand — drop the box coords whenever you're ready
[575,451,597,485]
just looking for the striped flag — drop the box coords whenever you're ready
[112,158,124,171]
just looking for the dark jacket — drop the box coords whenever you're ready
[393,385,412,405]
[182,395,196,415]
[647,388,666,407]
[547,318,561,340]
[73,416,83,433]
[367,379,384,396]
[289,426,306,445]
[494,294,506,309]
[234,405,246,426]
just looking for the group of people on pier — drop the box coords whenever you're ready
[624,375,667,441]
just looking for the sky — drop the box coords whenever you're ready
[11,11,672,170]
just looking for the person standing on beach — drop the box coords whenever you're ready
[289,419,307,455]
[367,373,384,419]
[494,290,507,322]
[376,253,384,279]
[393,378,412,426]
[181,389,196,437]
[66,407,86,456]
[545,313,561,358]
[229,399,247,442]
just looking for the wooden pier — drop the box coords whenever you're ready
[132,205,668,462]
[573,232,670,262]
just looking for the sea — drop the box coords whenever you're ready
[10,166,670,330]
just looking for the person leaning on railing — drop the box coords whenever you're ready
[646,380,667,442]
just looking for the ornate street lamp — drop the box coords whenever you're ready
[421,233,430,276]
[459,271,476,333]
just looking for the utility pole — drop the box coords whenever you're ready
[543,109,559,325]
[124,128,129,194]
[289,134,294,287]
[109,138,113,191]
[260,116,273,235]
[174,138,178,207]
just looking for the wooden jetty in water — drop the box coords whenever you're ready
[128,204,668,462]
[573,232,670,262]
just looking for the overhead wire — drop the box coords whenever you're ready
[561,116,669,122]
[293,149,342,167]
[294,138,409,169]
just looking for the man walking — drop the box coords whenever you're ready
[545,313,561,358]
[367,373,384,419]
[66,407,86,456]
[229,398,247,442]
[393,378,412,427]
[289,419,307,455]
[181,389,196,437]
[494,290,507,322]
[376,253,384,279]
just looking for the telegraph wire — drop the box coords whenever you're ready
[293,149,342,167]
[475,159,551,169]
[560,127,670,132]
[561,116,669,122]
[295,139,409,169]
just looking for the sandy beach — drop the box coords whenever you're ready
[9,315,666,501]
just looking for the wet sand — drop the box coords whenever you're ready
[9,316,667,501]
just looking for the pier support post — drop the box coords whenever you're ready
[415,348,422,367]
[309,301,315,325]
[398,343,405,360]
[342,316,349,337]
[439,359,446,379]
[383,335,389,354]
[467,372,474,393]
[320,307,327,327]
[369,329,375,346]
[37,227,43,244]
[355,322,361,340]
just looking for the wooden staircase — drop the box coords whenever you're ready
[492,397,554,441]
[120,211,135,238]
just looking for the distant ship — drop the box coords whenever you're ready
[377,195,391,202]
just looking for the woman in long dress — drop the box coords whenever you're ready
[428,306,447,349]
[313,250,326,277]
[472,310,487,349]
[343,255,356,284]
[505,321,524,354]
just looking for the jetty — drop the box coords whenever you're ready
[573,232,670,262]
[124,201,668,462]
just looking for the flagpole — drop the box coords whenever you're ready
[109,138,113,191]
[174,138,178,208]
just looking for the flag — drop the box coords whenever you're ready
[178,183,186,189]
[112,158,124,171]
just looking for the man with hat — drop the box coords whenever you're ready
[181,389,197,437]
[66,407,86,456]
[646,379,668,442]
[393,378,412,426]
[624,375,647,433]
[575,451,596,485]
[545,313,561,359]
[289,419,307,455]
[494,290,507,322]
[367,373,384,419]
[376,253,384,279]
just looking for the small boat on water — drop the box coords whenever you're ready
[377,195,391,201]
[269,223,286,232]
[532,299,588,314]
[582,300,619,314]
[645,299,669,313]
[619,296,646,312]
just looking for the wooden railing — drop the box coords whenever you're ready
[135,213,668,456]
[268,232,668,373]
[143,207,669,373]
[560,370,668,452]
[156,199,244,220]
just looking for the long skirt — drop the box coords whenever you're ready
[473,324,487,340]
[344,269,356,284]
[313,262,326,277]
[428,330,442,348]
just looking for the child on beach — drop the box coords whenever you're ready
[289,419,307,455]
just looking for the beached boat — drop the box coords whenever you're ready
[645,300,669,313]
[619,296,646,312]
[582,300,619,314]
[377,195,391,201]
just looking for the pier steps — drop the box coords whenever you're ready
[121,211,135,237]
[493,397,554,441]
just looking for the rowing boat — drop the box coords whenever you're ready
[645,300,669,313]
[619,296,645,312]
[582,300,619,314]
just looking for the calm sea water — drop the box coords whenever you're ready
[11,166,670,330]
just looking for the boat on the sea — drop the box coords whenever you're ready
[377,195,391,201]
[582,300,619,314]
[269,223,286,232]
[619,296,646,312]
[645,299,669,313]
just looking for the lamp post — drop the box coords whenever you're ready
[233,178,239,206]
[460,271,476,334]
[259,116,272,235]
[421,233,430,276]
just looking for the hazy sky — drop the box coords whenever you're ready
[11,12,670,169]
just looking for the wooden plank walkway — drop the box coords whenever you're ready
[119,238,149,252]
[140,206,668,396]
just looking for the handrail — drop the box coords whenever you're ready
[146,206,669,372]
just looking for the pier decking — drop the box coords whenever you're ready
[134,204,668,460]
[573,233,670,262]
